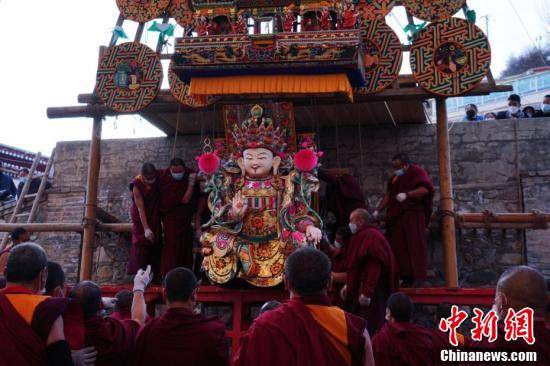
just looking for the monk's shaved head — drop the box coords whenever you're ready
[115,289,133,311]
[164,267,197,303]
[5,242,47,283]
[70,281,102,318]
[350,208,373,224]
[496,266,548,317]
[285,247,331,296]
[45,261,65,296]
[387,292,414,323]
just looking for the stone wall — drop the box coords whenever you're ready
[34,118,550,284]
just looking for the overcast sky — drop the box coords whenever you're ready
[0,0,547,156]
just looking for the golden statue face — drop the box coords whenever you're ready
[240,147,280,179]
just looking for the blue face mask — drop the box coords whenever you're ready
[171,172,184,181]
[394,169,405,177]
[542,103,550,114]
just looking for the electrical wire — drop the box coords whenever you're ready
[507,0,548,66]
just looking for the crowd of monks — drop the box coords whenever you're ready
[0,242,548,366]
[0,153,548,365]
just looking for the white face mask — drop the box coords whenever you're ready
[348,222,358,234]
[541,103,550,114]
[485,115,496,120]
[333,241,343,249]
[394,169,405,177]
[508,106,520,115]
[171,172,184,181]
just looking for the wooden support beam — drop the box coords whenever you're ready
[0,222,132,233]
[81,117,102,281]
[436,98,459,288]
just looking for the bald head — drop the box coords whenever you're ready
[259,300,281,315]
[70,281,102,318]
[496,266,548,319]
[6,242,47,285]
[349,208,374,231]
[387,292,414,323]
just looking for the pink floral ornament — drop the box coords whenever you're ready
[291,231,305,243]
[293,149,318,172]
[198,152,221,175]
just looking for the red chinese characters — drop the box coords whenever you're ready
[438,305,468,347]
[504,307,535,345]
[471,308,498,343]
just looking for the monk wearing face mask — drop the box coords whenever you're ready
[128,163,162,278]
[158,158,198,277]
[374,154,434,287]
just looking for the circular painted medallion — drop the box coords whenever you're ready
[401,0,466,22]
[168,61,220,108]
[116,0,170,23]
[354,18,402,94]
[410,17,491,96]
[96,42,163,113]
[167,0,194,28]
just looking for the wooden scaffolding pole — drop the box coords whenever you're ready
[436,98,459,288]
[81,117,102,280]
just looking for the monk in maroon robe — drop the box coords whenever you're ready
[0,243,78,365]
[234,248,375,366]
[158,158,198,276]
[375,153,434,285]
[340,209,399,335]
[128,163,162,276]
[320,171,367,229]
[328,227,353,307]
[132,267,228,366]
[372,292,439,366]
[69,274,150,366]
[473,266,550,365]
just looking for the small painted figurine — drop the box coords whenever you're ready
[318,7,332,30]
[283,7,296,32]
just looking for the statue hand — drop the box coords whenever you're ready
[231,191,248,219]
[305,225,322,245]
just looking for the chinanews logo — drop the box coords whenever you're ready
[438,305,538,363]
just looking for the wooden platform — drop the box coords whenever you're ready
[100,284,495,353]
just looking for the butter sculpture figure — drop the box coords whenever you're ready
[199,104,323,287]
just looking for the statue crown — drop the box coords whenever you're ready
[232,105,287,154]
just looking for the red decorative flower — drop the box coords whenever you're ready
[198,152,221,175]
[270,263,283,275]
[294,149,318,172]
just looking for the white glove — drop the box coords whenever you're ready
[340,285,347,301]
[101,297,117,309]
[396,193,408,202]
[373,210,379,219]
[133,265,152,292]
[71,347,98,366]
[144,228,154,242]
[358,294,371,307]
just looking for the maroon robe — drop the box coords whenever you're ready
[131,307,228,366]
[158,168,197,276]
[330,242,349,308]
[83,315,140,366]
[372,321,439,366]
[385,164,434,282]
[321,173,367,228]
[345,225,399,335]
[0,286,84,365]
[128,175,162,275]
[109,308,131,321]
[234,295,367,366]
